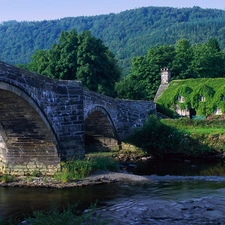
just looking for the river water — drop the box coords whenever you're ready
[1,159,225,224]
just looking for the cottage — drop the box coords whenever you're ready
[155,69,225,118]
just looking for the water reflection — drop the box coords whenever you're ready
[0,185,116,220]
[133,158,225,176]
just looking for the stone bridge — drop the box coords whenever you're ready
[0,61,155,175]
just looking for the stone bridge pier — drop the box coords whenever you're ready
[0,61,155,175]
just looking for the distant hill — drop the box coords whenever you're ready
[1,6,225,75]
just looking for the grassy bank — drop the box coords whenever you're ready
[125,115,225,158]
[162,118,225,154]
[54,155,118,183]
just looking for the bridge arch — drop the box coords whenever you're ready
[0,82,60,175]
[84,106,120,152]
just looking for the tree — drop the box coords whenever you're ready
[171,39,194,79]
[76,31,121,96]
[27,29,121,97]
[191,41,225,78]
[28,49,50,75]
[208,38,221,52]
[116,45,175,100]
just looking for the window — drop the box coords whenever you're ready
[199,96,205,102]
[178,96,184,103]
[215,108,222,115]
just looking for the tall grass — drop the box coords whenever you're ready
[162,117,225,135]
[0,174,15,183]
[0,203,108,225]
[54,156,118,183]
[25,203,107,225]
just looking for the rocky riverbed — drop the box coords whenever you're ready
[95,196,225,225]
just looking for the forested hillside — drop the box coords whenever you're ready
[1,6,225,75]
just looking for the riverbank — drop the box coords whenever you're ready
[2,168,225,189]
[1,151,225,189]
[0,170,149,189]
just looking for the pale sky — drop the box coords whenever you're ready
[0,0,225,22]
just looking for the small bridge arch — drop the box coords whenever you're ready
[84,106,120,152]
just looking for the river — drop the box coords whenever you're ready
[1,159,225,224]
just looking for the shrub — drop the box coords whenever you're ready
[126,115,179,156]
[125,115,192,157]
[0,218,19,225]
[91,156,119,172]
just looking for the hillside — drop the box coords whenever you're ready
[1,6,225,75]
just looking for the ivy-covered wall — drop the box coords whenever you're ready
[156,78,225,117]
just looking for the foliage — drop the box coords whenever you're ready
[116,45,175,100]
[161,117,225,131]
[1,7,225,100]
[171,39,194,79]
[115,73,147,100]
[90,155,119,172]
[0,218,19,225]
[116,38,225,100]
[25,203,107,225]
[191,84,215,116]
[156,104,179,118]
[175,85,193,110]
[27,29,121,97]
[162,118,225,153]
[190,41,225,78]
[125,115,193,157]
[54,156,118,183]
[54,159,92,183]
[156,78,225,117]
[0,174,15,183]
[126,115,222,158]
[2,7,225,77]
[212,85,225,112]
[0,203,107,225]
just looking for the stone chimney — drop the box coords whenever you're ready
[154,68,171,101]
[161,68,171,84]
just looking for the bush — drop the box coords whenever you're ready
[0,218,19,225]
[91,156,119,172]
[125,115,191,157]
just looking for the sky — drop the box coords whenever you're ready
[0,0,225,22]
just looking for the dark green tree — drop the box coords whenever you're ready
[208,38,221,52]
[28,49,50,75]
[76,30,121,96]
[27,29,121,97]
[116,45,175,100]
[171,39,194,79]
[191,41,225,78]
